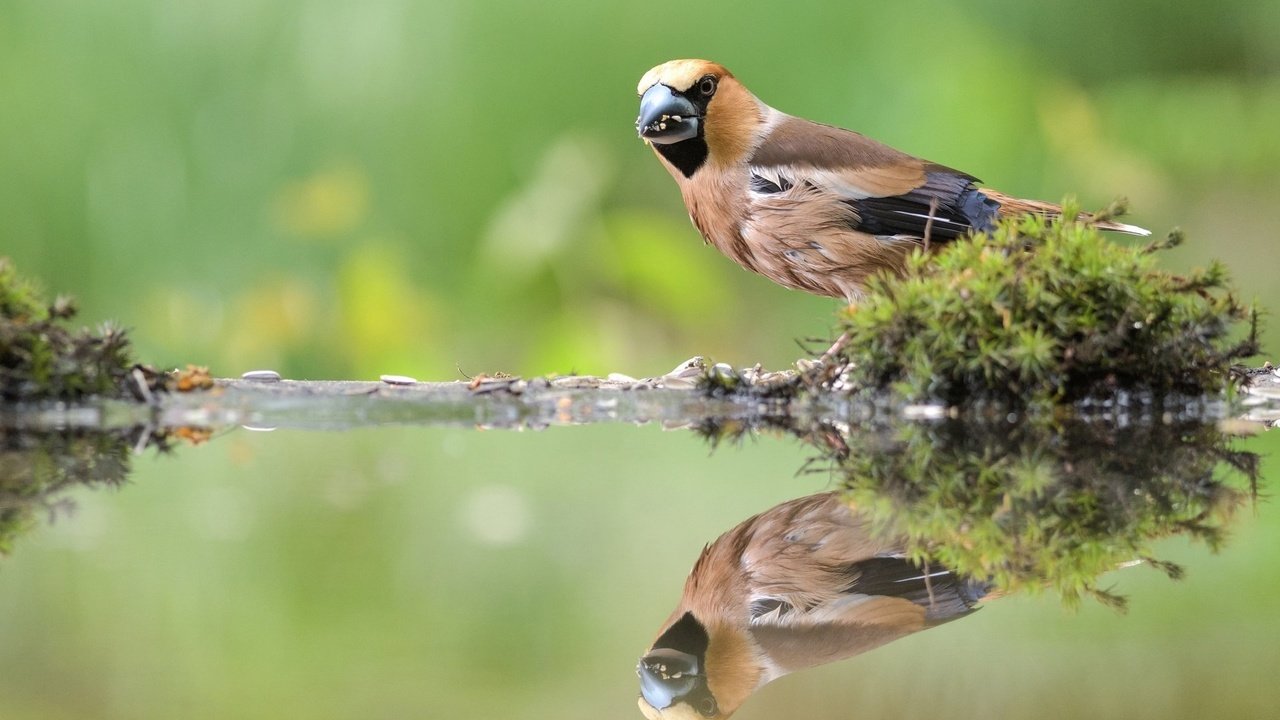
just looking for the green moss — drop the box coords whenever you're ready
[0,259,48,324]
[0,258,141,401]
[825,202,1259,405]
[831,416,1254,609]
[698,412,1256,610]
[695,362,743,396]
[0,430,140,556]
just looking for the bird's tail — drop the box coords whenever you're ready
[980,189,1152,237]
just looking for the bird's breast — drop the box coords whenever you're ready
[675,161,919,301]
[678,169,761,274]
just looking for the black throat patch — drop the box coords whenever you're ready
[653,136,709,178]
[652,611,710,657]
[651,88,713,178]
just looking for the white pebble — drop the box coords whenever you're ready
[241,370,281,382]
[380,374,417,385]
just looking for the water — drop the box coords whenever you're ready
[1,383,1277,720]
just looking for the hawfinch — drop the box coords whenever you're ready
[637,492,992,720]
[635,59,1150,301]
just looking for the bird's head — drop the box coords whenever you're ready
[636,611,760,720]
[635,59,732,145]
[636,60,763,177]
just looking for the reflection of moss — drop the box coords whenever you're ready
[0,258,142,401]
[814,203,1258,405]
[696,414,1256,609]
[0,430,140,555]
[831,418,1254,609]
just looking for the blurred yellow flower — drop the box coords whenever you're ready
[338,240,440,376]
[225,277,321,368]
[273,165,371,239]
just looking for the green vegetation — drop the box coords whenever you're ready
[0,430,142,556]
[819,205,1259,405]
[832,417,1255,609]
[697,412,1257,610]
[0,258,141,401]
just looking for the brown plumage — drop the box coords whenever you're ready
[637,492,992,720]
[636,59,1150,301]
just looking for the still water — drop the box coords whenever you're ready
[1,390,1278,720]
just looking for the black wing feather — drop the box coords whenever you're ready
[842,555,991,624]
[848,171,1000,241]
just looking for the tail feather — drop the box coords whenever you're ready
[980,189,1152,237]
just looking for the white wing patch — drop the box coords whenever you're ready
[748,593,879,628]
[807,169,880,199]
[747,166,794,196]
[748,165,880,200]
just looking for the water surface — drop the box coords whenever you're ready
[1,389,1277,720]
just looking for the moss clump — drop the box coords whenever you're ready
[0,430,139,555]
[0,258,140,401]
[826,202,1259,405]
[696,412,1255,609]
[832,416,1254,609]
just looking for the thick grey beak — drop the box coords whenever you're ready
[636,84,700,144]
[638,647,700,710]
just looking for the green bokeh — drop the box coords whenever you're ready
[3,1,1275,379]
[2,2,1278,718]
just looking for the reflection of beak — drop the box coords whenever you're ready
[637,647,700,710]
[636,84,700,144]
[637,646,719,717]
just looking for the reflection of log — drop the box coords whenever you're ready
[160,375,793,432]
[1238,364,1280,426]
[2,359,1278,433]
[0,358,806,432]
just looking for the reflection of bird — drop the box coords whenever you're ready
[636,59,1149,301]
[637,492,991,720]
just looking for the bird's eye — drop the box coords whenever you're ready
[698,76,717,97]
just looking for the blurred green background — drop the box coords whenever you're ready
[2,1,1279,719]
[1,0,1276,378]
[0,428,1276,720]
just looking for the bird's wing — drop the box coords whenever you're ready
[738,493,989,675]
[747,115,1000,240]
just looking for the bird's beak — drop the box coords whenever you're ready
[638,648,697,710]
[636,84,700,144]
[638,647,718,717]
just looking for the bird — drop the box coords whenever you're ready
[636,491,993,720]
[635,59,1150,301]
